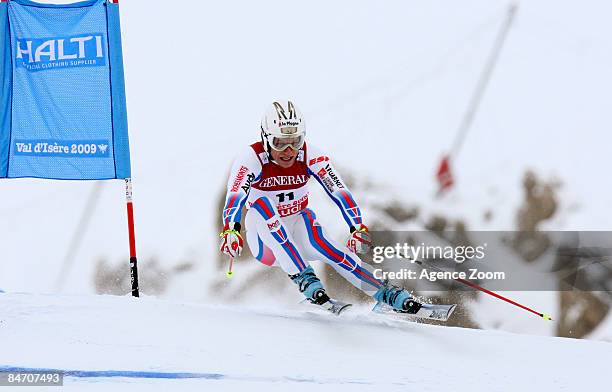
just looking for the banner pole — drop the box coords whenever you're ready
[54,181,104,293]
[125,178,140,297]
[450,3,517,159]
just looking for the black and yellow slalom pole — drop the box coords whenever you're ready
[412,259,553,321]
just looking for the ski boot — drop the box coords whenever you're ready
[374,283,422,314]
[290,266,352,315]
[289,266,330,305]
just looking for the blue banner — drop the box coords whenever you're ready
[0,0,131,180]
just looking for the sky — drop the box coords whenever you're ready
[1,0,611,297]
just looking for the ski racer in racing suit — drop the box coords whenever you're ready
[219,100,421,313]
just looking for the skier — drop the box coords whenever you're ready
[219,100,422,314]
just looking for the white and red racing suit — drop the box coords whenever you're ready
[222,141,383,293]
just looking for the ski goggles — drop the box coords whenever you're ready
[269,133,305,152]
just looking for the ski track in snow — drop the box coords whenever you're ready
[0,293,609,391]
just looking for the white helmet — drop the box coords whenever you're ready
[260,100,306,153]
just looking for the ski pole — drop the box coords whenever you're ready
[410,258,552,321]
[226,256,234,278]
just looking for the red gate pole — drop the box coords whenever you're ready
[125,178,140,297]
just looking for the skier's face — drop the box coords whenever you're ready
[270,147,298,168]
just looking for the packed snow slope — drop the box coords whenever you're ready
[0,293,607,391]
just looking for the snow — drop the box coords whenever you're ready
[0,293,609,391]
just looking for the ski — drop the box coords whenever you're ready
[323,298,353,316]
[301,297,352,316]
[372,301,457,322]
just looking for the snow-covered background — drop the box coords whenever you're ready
[1,0,611,341]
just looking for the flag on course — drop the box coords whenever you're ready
[0,0,140,297]
[0,0,130,180]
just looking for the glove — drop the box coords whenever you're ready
[219,223,244,258]
[346,224,372,254]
